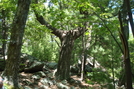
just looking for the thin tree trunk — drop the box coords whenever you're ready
[2,0,31,88]
[80,56,84,80]
[80,34,87,80]
[118,11,133,89]
[80,29,91,80]
[111,44,115,89]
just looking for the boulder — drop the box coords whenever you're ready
[85,63,93,72]
[24,61,44,73]
[70,66,79,74]
[61,80,68,85]
[34,71,46,77]
[56,82,69,89]
[67,78,81,85]
[20,54,37,68]
[46,62,57,70]
[32,75,41,80]
[20,54,45,73]
[23,86,32,89]
[40,78,54,86]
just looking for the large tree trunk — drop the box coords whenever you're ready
[2,0,31,88]
[56,32,74,80]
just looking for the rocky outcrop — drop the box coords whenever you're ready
[20,54,42,72]
[0,54,58,73]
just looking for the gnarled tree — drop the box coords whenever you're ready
[33,0,89,80]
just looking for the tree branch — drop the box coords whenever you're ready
[33,0,63,38]
[94,12,124,54]
[72,22,89,39]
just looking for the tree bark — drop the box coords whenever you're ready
[55,31,74,80]
[118,10,133,89]
[2,0,31,88]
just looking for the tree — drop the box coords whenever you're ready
[118,0,133,88]
[33,0,90,80]
[2,0,31,88]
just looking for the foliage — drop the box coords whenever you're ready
[87,68,112,84]
[21,14,59,61]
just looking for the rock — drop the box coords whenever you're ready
[52,80,56,85]
[44,71,50,74]
[56,82,69,89]
[34,87,39,89]
[61,80,68,85]
[67,78,75,84]
[24,86,32,89]
[70,59,94,75]
[32,75,40,80]
[24,61,44,73]
[21,79,33,86]
[85,63,92,72]
[47,69,57,79]
[70,66,79,74]
[70,86,75,89]
[40,78,54,86]
[46,62,57,69]
[67,78,81,85]
[39,85,49,89]
[34,71,46,77]
[43,65,50,74]
[47,73,54,79]
[20,53,45,73]
[74,80,81,85]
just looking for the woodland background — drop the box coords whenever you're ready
[0,0,134,89]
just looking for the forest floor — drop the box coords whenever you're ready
[0,71,101,89]
[19,72,101,89]
[0,71,125,89]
